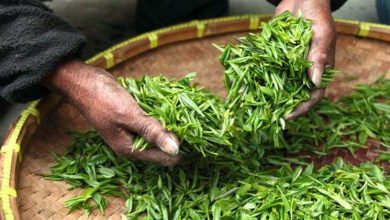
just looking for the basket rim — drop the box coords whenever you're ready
[1,14,390,220]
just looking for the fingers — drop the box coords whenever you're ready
[285,88,325,120]
[126,113,180,156]
[68,64,183,165]
[101,128,183,166]
[101,128,135,156]
[112,136,182,167]
[307,20,336,87]
[92,76,180,156]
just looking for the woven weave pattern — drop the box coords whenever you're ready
[17,33,389,219]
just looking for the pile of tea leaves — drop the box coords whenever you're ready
[46,77,390,219]
[45,11,390,219]
[218,11,335,148]
[48,137,390,219]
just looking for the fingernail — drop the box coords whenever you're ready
[163,137,179,156]
[312,67,322,87]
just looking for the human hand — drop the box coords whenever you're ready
[274,0,336,120]
[42,59,183,166]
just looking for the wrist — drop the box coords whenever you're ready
[41,59,93,104]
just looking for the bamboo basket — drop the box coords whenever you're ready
[0,14,389,219]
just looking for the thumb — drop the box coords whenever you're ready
[307,43,328,87]
[307,24,336,87]
[128,113,180,156]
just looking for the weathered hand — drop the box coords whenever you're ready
[274,0,336,120]
[42,59,182,166]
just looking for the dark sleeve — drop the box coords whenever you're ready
[267,0,347,11]
[0,0,86,102]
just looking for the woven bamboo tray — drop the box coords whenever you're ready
[1,14,390,219]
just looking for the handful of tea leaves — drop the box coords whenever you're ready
[219,11,335,148]
[119,73,234,156]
